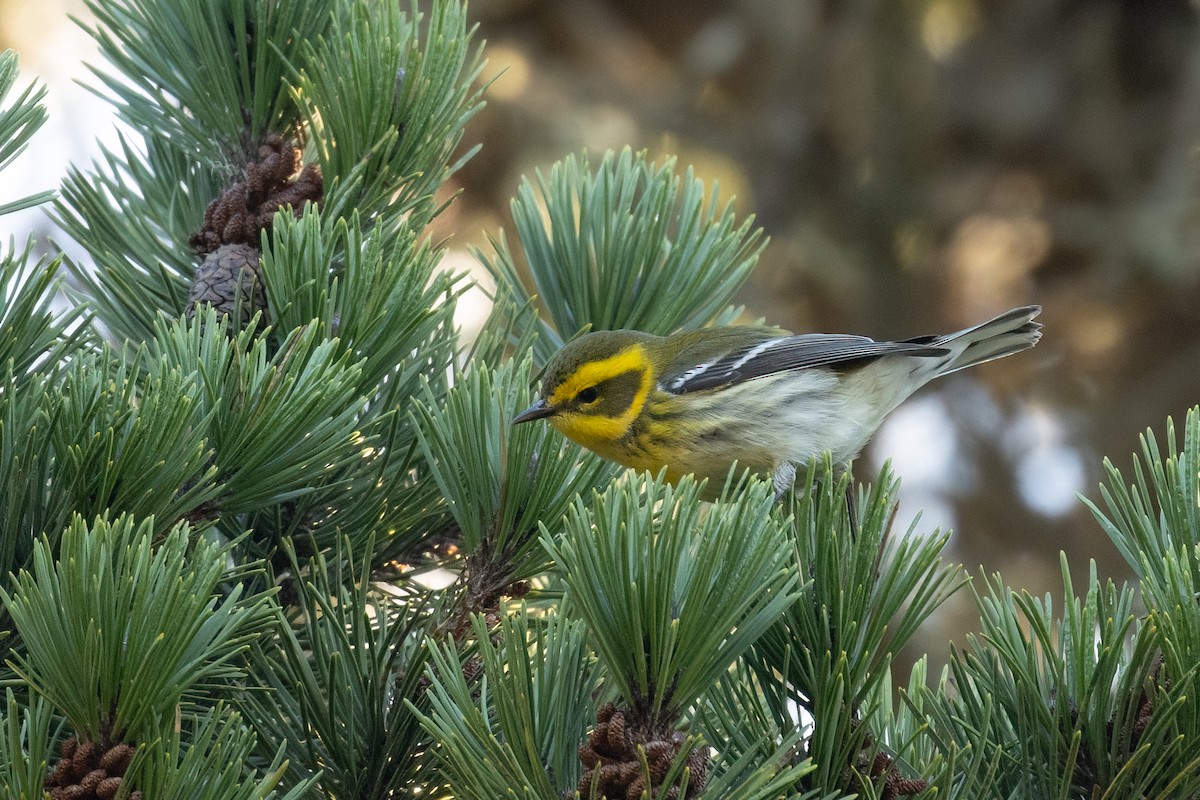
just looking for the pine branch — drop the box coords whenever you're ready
[1085,407,1200,583]
[0,245,89,391]
[0,691,59,799]
[0,369,56,583]
[739,462,962,797]
[0,50,83,386]
[294,0,486,236]
[259,207,460,396]
[59,0,482,346]
[0,346,219,557]
[410,357,615,618]
[417,633,554,800]
[148,311,367,520]
[241,539,435,798]
[462,285,544,369]
[1,515,275,746]
[481,148,766,363]
[0,50,52,215]
[79,0,335,166]
[130,704,315,800]
[695,662,826,800]
[55,134,226,344]
[414,607,601,799]
[938,557,1197,798]
[863,659,1004,800]
[1074,406,1200,796]
[547,471,798,729]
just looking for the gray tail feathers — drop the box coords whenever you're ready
[931,305,1042,375]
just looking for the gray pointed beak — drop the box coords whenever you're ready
[513,398,556,425]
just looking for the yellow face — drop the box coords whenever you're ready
[513,333,656,466]
[545,343,653,456]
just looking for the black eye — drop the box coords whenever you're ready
[577,386,599,404]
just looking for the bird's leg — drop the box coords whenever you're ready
[773,461,856,536]
[772,461,797,502]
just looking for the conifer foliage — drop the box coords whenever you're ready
[0,2,1198,798]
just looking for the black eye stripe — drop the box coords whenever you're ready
[588,369,645,416]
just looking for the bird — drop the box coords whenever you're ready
[513,305,1042,498]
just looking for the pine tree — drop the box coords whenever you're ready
[0,2,1198,799]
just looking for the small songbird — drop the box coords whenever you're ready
[513,306,1042,496]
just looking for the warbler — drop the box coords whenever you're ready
[513,305,1042,496]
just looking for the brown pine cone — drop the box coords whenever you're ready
[184,242,269,333]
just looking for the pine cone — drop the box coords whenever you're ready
[576,704,708,800]
[862,747,928,800]
[189,132,322,255]
[184,131,321,337]
[185,242,269,332]
[45,737,142,800]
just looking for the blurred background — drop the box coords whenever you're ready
[4,0,1200,661]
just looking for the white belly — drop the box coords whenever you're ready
[655,361,922,484]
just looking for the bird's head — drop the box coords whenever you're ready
[513,330,657,452]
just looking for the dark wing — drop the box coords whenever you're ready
[662,333,950,394]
